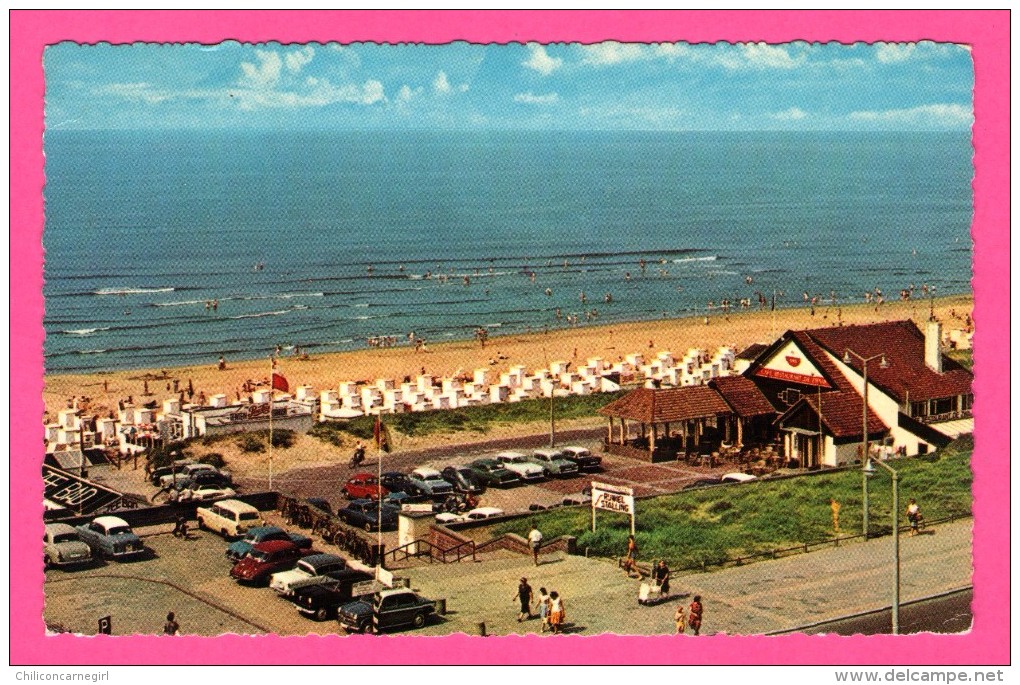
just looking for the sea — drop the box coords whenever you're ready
[42,130,974,374]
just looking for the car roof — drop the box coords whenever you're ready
[561,445,589,453]
[300,553,344,567]
[91,516,130,528]
[252,539,297,553]
[468,507,503,516]
[349,472,377,480]
[494,451,527,458]
[46,523,77,534]
[381,471,407,478]
[532,449,563,457]
[411,467,442,476]
[212,499,259,514]
[722,472,758,482]
[470,458,498,466]
[250,525,284,535]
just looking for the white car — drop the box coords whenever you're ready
[721,472,758,483]
[493,452,546,482]
[463,507,504,521]
[269,553,348,596]
[528,449,579,477]
[189,486,238,501]
[408,468,455,497]
[158,463,216,487]
[434,511,467,524]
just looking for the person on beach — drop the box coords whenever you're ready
[528,525,543,566]
[513,577,533,622]
[548,591,565,634]
[674,604,687,634]
[163,612,180,635]
[624,535,641,578]
[906,498,922,536]
[688,596,703,635]
[831,498,841,534]
[218,356,226,370]
[653,559,671,597]
[537,587,551,633]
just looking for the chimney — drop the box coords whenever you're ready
[925,320,943,373]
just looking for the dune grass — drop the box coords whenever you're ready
[488,436,973,569]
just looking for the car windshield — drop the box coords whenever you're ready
[107,526,133,536]
[296,562,314,574]
[53,533,78,543]
[422,474,442,481]
[250,550,271,562]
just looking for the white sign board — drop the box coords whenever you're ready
[375,566,394,587]
[591,481,636,535]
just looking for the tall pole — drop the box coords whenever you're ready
[862,359,869,538]
[269,356,274,491]
[871,458,900,634]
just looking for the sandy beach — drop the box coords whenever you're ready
[45,295,973,421]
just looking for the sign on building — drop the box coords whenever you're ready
[591,481,635,535]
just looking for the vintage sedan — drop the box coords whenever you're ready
[43,523,92,569]
[292,569,374,621]
[338,499,399,532]
[466,459,520,488]
[343,473,388,501]
[337,587,436,634]
[269,553,349,596]
[189,485,238,501]
[493,451,546,482]
[75,516,146,561]
[226,526,313,562]
[230,540,312,586]
[559,445,603,472]
[527,449,580,478]
[440,466,485,495]
[407,468,455,498]
[379,472,428,499]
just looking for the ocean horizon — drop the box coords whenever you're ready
[42,130,973,374]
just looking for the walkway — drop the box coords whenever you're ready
[407,519,972,636]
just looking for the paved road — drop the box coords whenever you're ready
[783,588,973,635]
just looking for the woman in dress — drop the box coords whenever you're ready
[674,604,687,634]
[548,591,566,634]
[688,595,703,636]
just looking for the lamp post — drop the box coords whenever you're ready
[843,349,888,538]
[864,458,900,634]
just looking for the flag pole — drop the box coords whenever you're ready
[377,416,382,573]
[269,354,274,491]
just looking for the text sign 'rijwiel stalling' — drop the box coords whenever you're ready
[591,481,635,535]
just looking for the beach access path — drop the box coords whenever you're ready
[407,517,972,636]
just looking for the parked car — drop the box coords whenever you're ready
[463,507,504,521]
[230,540,312,586]
[337,587,436,633]
[148,459,195,486]
[338,499,399,532]
[270,553,349,596]
[379,472,428,499]
[407,467,455,497]
[493,451,546,482]
[343,473,387,501]
[305,497,333,515]
[226,526,313,562]
[435,511,466,524]
[466,459,520,488]
[178,469,234,489]
[560,445,603,472]
[43,523,93,569]
[721,472,758,484]
[196,499,264,539]
[75,516,146,561]
[528,449,580,478]
[440,466,485,495]
[159,463,230,488]
[292,569,374,621]
[189,485,238,501]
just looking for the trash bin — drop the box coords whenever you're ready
[477,621,487,637]
[435,598,447,615]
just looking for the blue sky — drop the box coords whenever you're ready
[44,41,973,131]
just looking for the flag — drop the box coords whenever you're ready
[272,372,289,393]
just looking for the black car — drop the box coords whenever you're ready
[291,569,374,621]
[337,588,436,633]
[466,459,520,488]
[305,497,333,516]
[148,460,195,486]
[440,466,486,495]
[181,470,234,489]
[338,499,399,532]
[379,472,428,500]
[560,446,603,472]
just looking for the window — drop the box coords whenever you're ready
[778,388,802,406]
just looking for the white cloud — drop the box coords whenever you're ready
[513,91,559,105]
[396,84,422,103]
[738,43,803,69]
[522,43,563,75]
[93,82,170,104]
[285,45,315,73]
[773,107,807,120]
[239,49,282,89]
[433,71,451,94]
[875,43,915,63]
[580,42,646,66]
[644,41,807,70]
[848,103,973,127]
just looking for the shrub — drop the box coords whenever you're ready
[271,430,295,448]
[198,453,226,469]
[238,434,265,453]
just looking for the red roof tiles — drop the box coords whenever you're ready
[710,376,777,416]
[598,386,731,423]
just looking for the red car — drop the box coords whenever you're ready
[230,540,313,586]
[343,473,388,501]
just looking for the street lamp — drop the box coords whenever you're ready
[864,458,900,634]
[843,348,888,538]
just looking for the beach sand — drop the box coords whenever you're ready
[42,295,973,484]
[45,295,973,420]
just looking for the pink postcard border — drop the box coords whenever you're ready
[10,10,1009,666]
